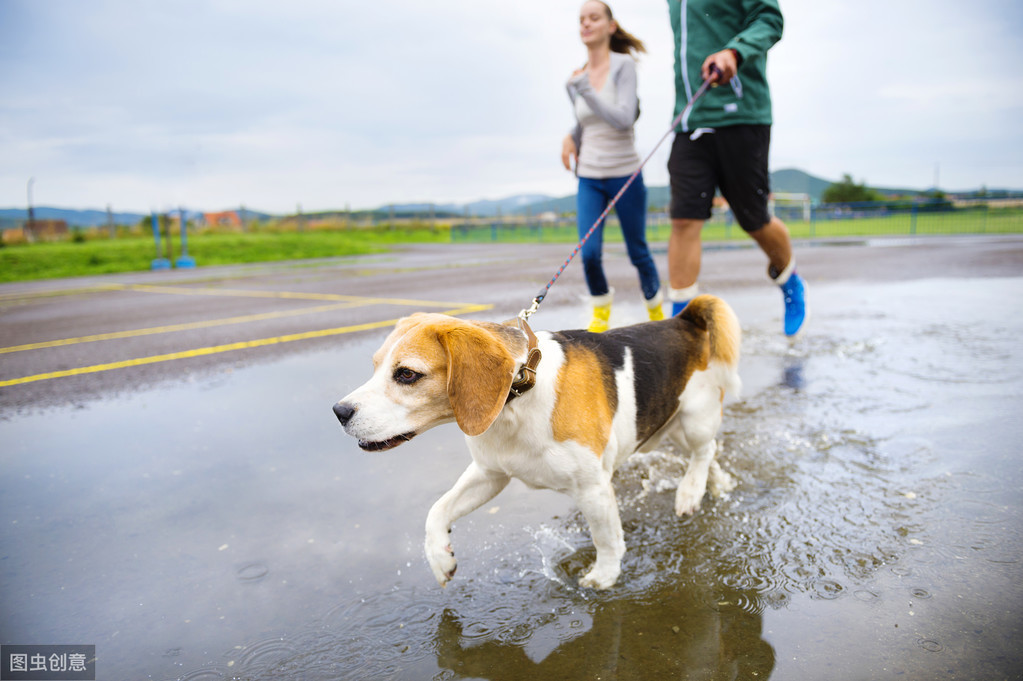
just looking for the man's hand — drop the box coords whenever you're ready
[701,49,739,85]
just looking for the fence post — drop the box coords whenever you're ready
[176,207,196,268]
[150,212,171,270]
[910,204,918,235]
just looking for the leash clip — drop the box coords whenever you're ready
[518,289,546,321]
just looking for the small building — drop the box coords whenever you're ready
[203,211,243,229]
[25,219,69,242]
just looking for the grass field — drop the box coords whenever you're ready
[453,206,1023,244]
[0,228,449,283]
[2,208,1020,283]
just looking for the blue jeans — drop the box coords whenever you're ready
[576,173,660,300]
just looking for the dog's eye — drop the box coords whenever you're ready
[393,367,423,385]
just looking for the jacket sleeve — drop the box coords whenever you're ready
[726,0,783,63]
[566,56,639,131]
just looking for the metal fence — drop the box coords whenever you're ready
[451,201,1023,244]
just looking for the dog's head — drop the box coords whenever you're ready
[333,313,527,451]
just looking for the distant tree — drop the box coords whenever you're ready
[822,174,883,204]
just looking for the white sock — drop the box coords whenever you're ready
[669,283,699,302]
[771,259,796,286]
[591,288,614,306]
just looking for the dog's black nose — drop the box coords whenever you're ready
[333,402,356,426]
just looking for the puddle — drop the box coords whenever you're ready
[1,278,1022,679]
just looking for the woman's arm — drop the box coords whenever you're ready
[563,70,584,171]
[568,55,639,131]
[561,133,578,171]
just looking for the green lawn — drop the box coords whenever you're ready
[0,229,449,283]
[454,207,1023,243]
[2,208,1020,283]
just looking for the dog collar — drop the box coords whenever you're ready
[506,317,542,402]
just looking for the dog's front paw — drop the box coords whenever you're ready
[674,479,705,516]
[578,563,620,590]
[425,538,458,587]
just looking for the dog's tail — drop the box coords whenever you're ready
[680,294,742,396]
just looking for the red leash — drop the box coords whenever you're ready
[520,67,720,321]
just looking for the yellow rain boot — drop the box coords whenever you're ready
[646,289,665,321]
[587,290,613,333]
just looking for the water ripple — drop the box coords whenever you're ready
[170,318,970,679]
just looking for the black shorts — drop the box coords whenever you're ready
[668,124,772,233]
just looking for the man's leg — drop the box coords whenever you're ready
[668,218,703,315]
[717,125,808,336]
[667,131,716,317]
[750,216,807,337]
[748,216,792,276]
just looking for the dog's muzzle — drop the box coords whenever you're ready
[333,402,356,426]
[333,401,416,452]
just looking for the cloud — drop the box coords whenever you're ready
[1,0,1021,213]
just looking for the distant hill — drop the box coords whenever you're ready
[382,194,553,218]
[510,169,1023,215]
[0,207,273,229]
[0,207,147,228]
[3,169,1018,228]
[516,168,836,216]
[771,168,834,201]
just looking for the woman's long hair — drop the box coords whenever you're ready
[597,1,646,55]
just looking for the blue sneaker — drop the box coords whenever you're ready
[671,300,690,316]
[780,271,807,336]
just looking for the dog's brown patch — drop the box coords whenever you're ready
[552,344,617,456]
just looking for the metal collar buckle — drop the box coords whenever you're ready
[505,317,541,402]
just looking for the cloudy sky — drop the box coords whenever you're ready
[1,0,1021,214]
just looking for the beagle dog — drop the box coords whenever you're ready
[333,295,741,589]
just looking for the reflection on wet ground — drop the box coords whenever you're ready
[2,276,1022,680]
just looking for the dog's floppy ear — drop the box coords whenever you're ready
[438,323,517,437]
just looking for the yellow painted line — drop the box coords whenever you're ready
[0,303,492,388]
[0,282,473,310]
[0,301,366,354]
[1,284,487,354]
[0,285,116,302]
[115,283,475,308]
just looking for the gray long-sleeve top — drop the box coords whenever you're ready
[566,51,642,178]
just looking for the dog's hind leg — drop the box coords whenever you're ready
[673,438,716,516]
[671,437,734,512]
[425,462,510,587]
[574,475,627,590]
[669,380,727,516]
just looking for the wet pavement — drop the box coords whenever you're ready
[1,236,1022,679]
